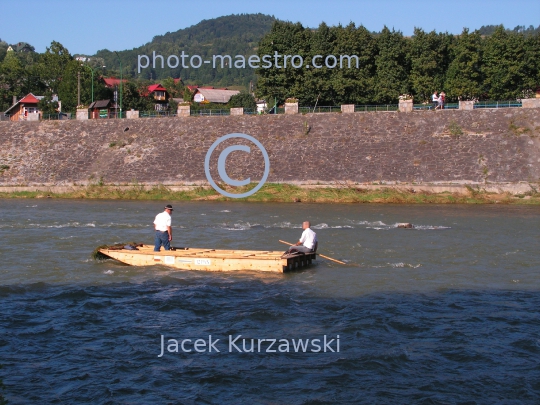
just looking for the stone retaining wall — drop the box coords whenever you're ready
[0,109,539,187]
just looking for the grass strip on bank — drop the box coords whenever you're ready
[0,183,539,204]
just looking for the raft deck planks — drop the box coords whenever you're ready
[99,245,316,272]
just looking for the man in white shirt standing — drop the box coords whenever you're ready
[153,204,173,251]
[287,221,318,254]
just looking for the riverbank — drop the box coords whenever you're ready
[0,183,539,204]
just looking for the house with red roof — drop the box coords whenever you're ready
[4,93,42,121]
[101,77,128,89]
[146,83,169,111]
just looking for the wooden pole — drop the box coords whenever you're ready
[278,240,347,265]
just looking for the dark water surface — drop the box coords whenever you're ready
[1,199,539,404]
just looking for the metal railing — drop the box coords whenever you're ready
[355,104,398,112]
[473,100,522,109]
[299,106,342,114]
[190,109,231,116]
[139,111,176,118]
[1,99,529,123]
[413,103,459,110]
[41,113,73,120]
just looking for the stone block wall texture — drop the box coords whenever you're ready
[126,110,139,119]
[76,109,89,120]
[177,106,190,117]
[522,98,540,109]
[285,103,298,115]
[399,100,413,113]
[0,109,539,186]
[459,101,475,110]
[230,108,244,116]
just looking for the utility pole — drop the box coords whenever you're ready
[114,51,123,118]
[77,71,81,106]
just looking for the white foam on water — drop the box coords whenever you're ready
[354,220,387,226]
[388,263,422,268]
[412,225,451,230]
[28,222,97,228]
[221,222,254,231]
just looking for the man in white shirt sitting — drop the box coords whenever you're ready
[153,204,173,251]
[287,221,318,254]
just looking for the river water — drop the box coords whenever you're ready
[1,199,539,404]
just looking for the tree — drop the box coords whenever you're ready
[0,52,27,111]
[408,28,451,102]
[183,86,194,102]
[0,39,7,63]
[38,90,59,115]
[168,98,178,112]
[57,59,90,111]
[298,22,336,105]
[255,21,309,104]
[481,26,527,99]
[122,80,154,111]
[444,28,483,101]
[521,33,540,96]
[373,27,410,103]
[35,41,72,94]
[161,77,184,99]
[228,91,256,110]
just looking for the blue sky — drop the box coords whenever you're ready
[2,0,539,55]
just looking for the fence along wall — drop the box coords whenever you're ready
[0,108,539,187]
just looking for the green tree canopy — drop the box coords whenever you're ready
[444,28,483,100]
[408,28,452,102]
[481,26,528,99]
[0,52,27,111]
[373,27,409,103]
[36,41,73,94]
[228,91,256,109]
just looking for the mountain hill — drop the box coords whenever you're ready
[95,13,277,88]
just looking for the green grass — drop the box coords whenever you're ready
[0,183,538,205]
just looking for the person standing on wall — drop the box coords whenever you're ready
[154,204,173,251]
[432,91,438,110]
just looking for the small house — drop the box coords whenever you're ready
[89,100,113,119]
[147,84,169,111]
[193,88,240,104]
[4,93,42,121]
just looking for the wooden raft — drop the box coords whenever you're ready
[99,244,316,273]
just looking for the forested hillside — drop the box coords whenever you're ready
[95,13,276,88]
[477,24,540,36]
